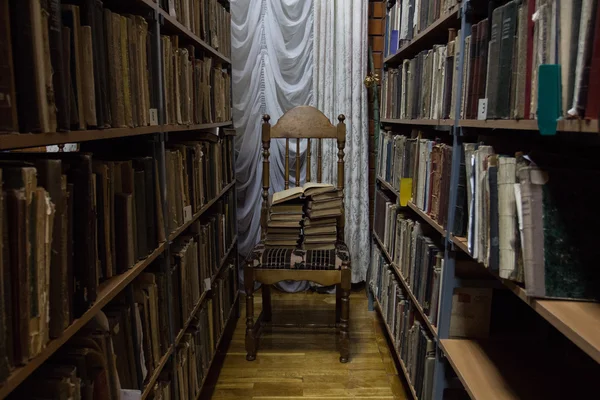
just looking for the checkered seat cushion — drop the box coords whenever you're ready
[247,242,350,270]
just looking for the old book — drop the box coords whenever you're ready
[306,207,342,219]
[497,157,517,280]
[105,9,121,127]
[585,1,600,119]
[80,26,97,127]
[272,183,336,205]
[496,1,518,119]
[512,4,528,119]
[35,160,69,338]
[0,175,8,380]
[126,16,139,128]
[92,161,112,279]
[560,0,582,116]
[270,203,303,214]
[304,224,336,236]
[486,156,499,272]
[119,160,138,261]
[62,4,85,130]
[120,15,133,127]
[485,5,503,119]
[6,189,29,363]
[115,193,135,273]
[307,198,343,211]
[568,0,596,117]
[0,1,18,132]
[134,170,148,258]
[134,158,157,252]
[11,0,52,133]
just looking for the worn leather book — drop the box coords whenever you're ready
[474,20,489,118]
[92,161,112,279]
[80,25,97,127]
[35,159,69,338]
[0,1,18,132]
[307,198,343,211]
[449,30,460,120]
[496,156,517,278]
[512,5,528,119]
[10,0,49,133]
[0,175,9,380]
[77,0,107,128]
[134,170,148,258]
[134,157,158,252]
[1,187,14,370]
[568,0,597,117]
[6,189,29,364]
[46,0,69,131]
[453,144,468,237]
[104,9,119,127]
[62,26,78,128]
[115,193,135,273]
[466,24,478,119]
[119,160,138,261]
[485,5,503,119]
[41,0,58,131]
[105,307,135,389]
[120,15,133,127]
[442,32,455,119]
[429,144,443,222]
[585,1,600,120]
[497,1,518,119]
[486,155,499,272]
[62,4,86,130]
[127,16,139,128]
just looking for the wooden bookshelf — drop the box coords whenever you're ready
[141,345,174,400]
[168,179,237,241]
[0,242,167,398]
[376,175,399,196]
[158,7,231,64]
[195,291,240,400]
[459,118,599,133]
[450,235,600,364]
[384,4,461,65]
[407,201,446,236]
[381,118,454,127]
[439,338,590,400]
[373,298,419,400]
[0,121,233,151]
[373,232,438,337]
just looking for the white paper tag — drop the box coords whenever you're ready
[204,278,212,292]
[149,109,159,126]
[477,99,488,120]
[183,205,193,223]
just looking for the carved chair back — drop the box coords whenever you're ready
[260,106,346,242]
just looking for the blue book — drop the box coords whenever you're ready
[390,30,399,55]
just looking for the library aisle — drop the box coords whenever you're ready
[204,289,408,400]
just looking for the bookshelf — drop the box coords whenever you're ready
[372,1,600,399]
[0,0,238,398]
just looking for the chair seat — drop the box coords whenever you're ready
[247,242,350,270]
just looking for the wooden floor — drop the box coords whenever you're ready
[203,288,409,400]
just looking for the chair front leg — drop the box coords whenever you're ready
[245,264,257,361]
[335,283,341,324]
[339,265,351,363]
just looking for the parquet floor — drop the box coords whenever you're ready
[203,288,409,400]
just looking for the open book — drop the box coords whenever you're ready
[272,182,336,205]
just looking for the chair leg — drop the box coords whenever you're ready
[262,284,272,322]
[339,265,351,363]
[335,284,341,324]
[245,265,257,361]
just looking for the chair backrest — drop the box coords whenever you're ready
[261,105,346,241]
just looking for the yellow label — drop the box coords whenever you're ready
[399,178,413,207]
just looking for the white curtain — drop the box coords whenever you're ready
[232,0,370,286]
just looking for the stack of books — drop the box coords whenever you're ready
[304,185,343,250]
[265,183,343,249]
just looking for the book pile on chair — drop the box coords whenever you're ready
[304,187,343,250]
[265,183,343,250]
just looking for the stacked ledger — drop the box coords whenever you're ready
[266,183,343,249]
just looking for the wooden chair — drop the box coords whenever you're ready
[244,106,351,363]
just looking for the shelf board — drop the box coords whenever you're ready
[376,175,399,197]
[141,345,174,400]
[163,121,232,132]
[450,236,600,363]
[381,118,454,127]
[168,179,237,241]
[373,232,438,337]
[158,8,231,64]
[373,297,418,400]
[0,122,234,151]
[459,118,599,133]
[407,202,446,236]
[0,242,166,398]
[439,338,595,400]
[0,126,159,151]
[384,4,461,65]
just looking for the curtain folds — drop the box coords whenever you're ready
[232,0,369,286]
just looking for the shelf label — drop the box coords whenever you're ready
[183,205,193,223]
[149,109,159,126]
[204,278,212,292]
[478,99,488,120]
